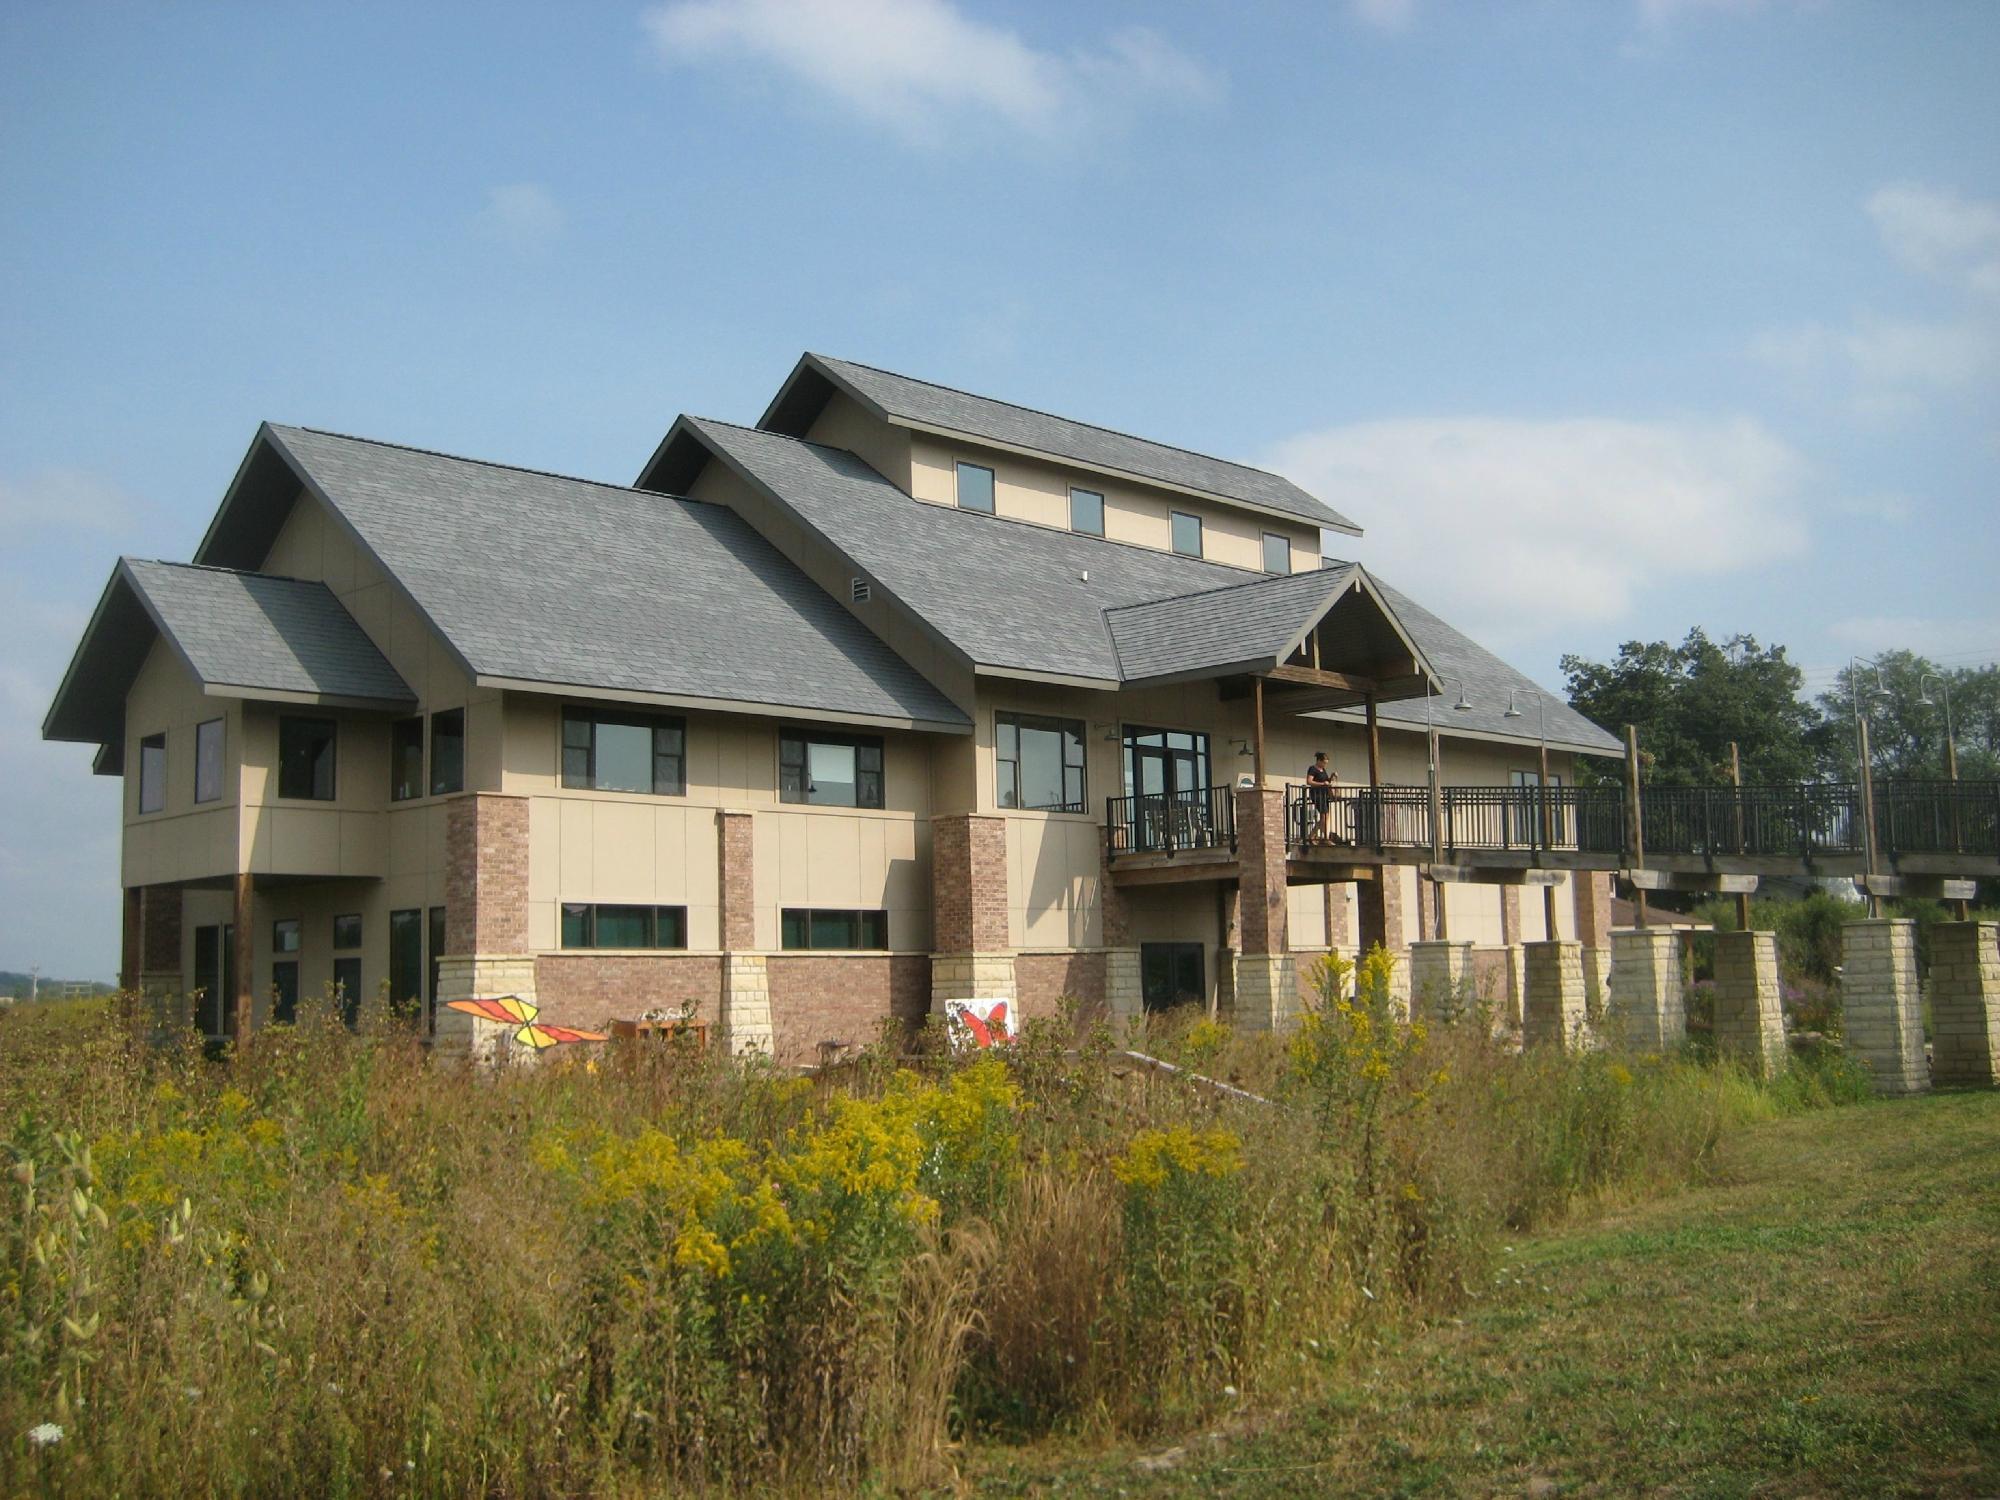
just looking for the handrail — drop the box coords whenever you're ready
[1105,785,1237,856]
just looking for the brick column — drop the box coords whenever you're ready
[1931,921,2000,1087]
[1356,868,1405,958]
[1713,930,1786,1078]
[931,813,1015,1008]
[1574,871,1613,1019]
[120,887,143,991]
[138,885,183,992]
[1608,928,1684,1051]
[1409,940,1473,1024]
[1842,919,1927,1096]
[1099,827,1141,1024]
[716,809,772,1058]
[1324,885,1349,949]
[1498,884,1525,1030]
[1523,939,1586,1049]
[437,793,538,1064]
[1232,786,1296,1031]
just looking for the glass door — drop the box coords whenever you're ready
[1140,942,1205,1012]
[1123,727,1213,851]
[191,923,235,1039]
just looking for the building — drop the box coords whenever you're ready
[43,352,1624,1060]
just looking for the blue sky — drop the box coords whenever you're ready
[3,0,1995,979]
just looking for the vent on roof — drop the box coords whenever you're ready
[850,577,872,604]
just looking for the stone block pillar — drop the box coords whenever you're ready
[1713,930,1786,1078]
[438,793,536,1063]
[931,813,1015,1007]
[1409,940,1473,1024]
[1608,927,1684,1052]
[1575,872,1614,1021]
[716,809,772,1058]
[1523,940,1587,1050]
[1930,921,2000,1087]
[1842,919,1928,1096]
[1233,786,1296,1029]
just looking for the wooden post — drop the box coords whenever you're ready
[1252,675,1266,788]
[1428,721,1446,939]
[1730,742,1751,930]
[1625,724,1647,930]
[1365,694,1381,788]
[232,872,255,1048]
[1539,738,1558,937]
[1857,716,1880,918]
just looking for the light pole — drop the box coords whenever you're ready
[1504,689,1559,936]
[1850,656,1886,915]
[1920,671,1967,915]
[1422,677,1474,938]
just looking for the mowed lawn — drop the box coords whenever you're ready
[970,1090,2000,1498]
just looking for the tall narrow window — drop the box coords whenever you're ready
[429,708,465,795]
[561,709,685,796]
[955,461,995,514]
[278,716,337,800]
[1261,532,1291,575]
[1069,487,1104,536]
[1170,511,1203,559]
[426,905,446,1034]
[389,909,423,1018]
[271,962,299,1026]
[779,728,884,808]
[996,712,1086,812]
[390,717,424,801]
[332,913,362,950]
[194,718,225,804]
[138,732,166,813]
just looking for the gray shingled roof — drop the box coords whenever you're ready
[1106,566,1362,682]
[126,559,415,704]
[682,418,1621,753]
[264,427,968,730]
[796,354,1360,534]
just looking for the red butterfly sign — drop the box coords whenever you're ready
[944,997,1014,1053]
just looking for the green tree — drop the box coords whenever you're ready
[1560,629,1820,786]
[1815,651,2000,781]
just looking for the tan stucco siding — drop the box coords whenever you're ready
[801,391,913,490]
[122,640,241,887]
[907,434,1322,574]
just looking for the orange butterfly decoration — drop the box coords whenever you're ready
[444,996,606,1050]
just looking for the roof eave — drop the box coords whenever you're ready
[473,674,971,735]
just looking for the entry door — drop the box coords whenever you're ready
[191,924,236,1039]
[1140,942,1205,1013]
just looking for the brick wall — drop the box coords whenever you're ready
[1357,870,1405,956]
[1015,951,1107,1025]
[1234,786,1287,955]
[717,810,755,950]
[932,814,1008,953]
[120,887,143,990]
[1573,870,1613,950]
[1099,827,1131,947]
[767,954,931,1064]
[140,885,182,976]
[534,953,722,1030]
[446,793,529,954]
[1499,883,1522,946]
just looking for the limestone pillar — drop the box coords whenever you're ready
[1930,921,1999,1087]
[1233,785,1296,1030]
[1496,884,1525,1029]
[716,809,773,1057]
[437,794,537,1062]
[1409,940,1473,1024]
[1842,919,1928,1096]
[1523,939,1586,1050]
[1712,930,1787,1078]
[931,813,1015,1007]
[1606,928,1684,1051]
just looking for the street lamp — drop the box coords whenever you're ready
[1504,689,1560,935]
[1421,677,1475,937]
[1919,672,1960,783]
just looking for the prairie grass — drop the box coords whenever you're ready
[2,961,1870,1497]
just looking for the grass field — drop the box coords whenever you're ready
[969,1090,2000,1498]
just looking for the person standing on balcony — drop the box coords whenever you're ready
[1306,750,1340,843]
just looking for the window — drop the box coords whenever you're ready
[391,717,424,801]
[1170,511,1203,558]
[389,908,423,1017]
[332,913,362,950]
[427,905,446,1035]
[138,732,166,813]
[1069,487,1105,536]
[278,716,337,800]
[955,461,995,514]
[195,719,225,804]
[560,903,688,950]
[996,712,1086,812]
[779,728,884,808]
[271,962,299,1026]
[1507,769,1565,846]
[1262,532,1291,575]
[781,908,889,951]
[332,957,362,1030]
[272,917,301,955]
[562,708,685,795]
[192,923,235,1039]
[430,708,465,796]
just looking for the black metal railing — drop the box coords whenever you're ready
[1286,784,1433,849]
[1106,785,1237,856]
[1638,783,1863,859]
[1435,785,1626,855]
[1875,779,2000,856]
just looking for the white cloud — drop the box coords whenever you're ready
[1751,315,1990,406]
[0,468,135,536]
[1268,415,1809,647]
[476,183,564,253]
[1349,0,1417,33]
[642,0,1218,145]
[1867,182,2000,300]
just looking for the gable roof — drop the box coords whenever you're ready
[43,558,415,752]
[758,353,1361,535]
[192,425,970,733]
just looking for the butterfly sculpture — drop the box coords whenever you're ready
[943,997,1014,1053]
[444,996,607,1049]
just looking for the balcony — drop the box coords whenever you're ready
[1106,786,1237,857]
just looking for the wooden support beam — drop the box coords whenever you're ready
[1625,869,1761,894]
[1366,694,1382,790]
[1421,864,1562,887]
[1730,741,1751,929]
[1625,724,1647,930]
[1261,663,1379,694]
[1856,874,1979,901]
[232,872,255,1049]
[1252,675,1265,786]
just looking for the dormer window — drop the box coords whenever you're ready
[1069,487,1104,536]
[1170,510,1203,559]
[1262,532,1291,575]
[955,461,995,514]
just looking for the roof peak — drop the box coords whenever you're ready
[272,422,688,502]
